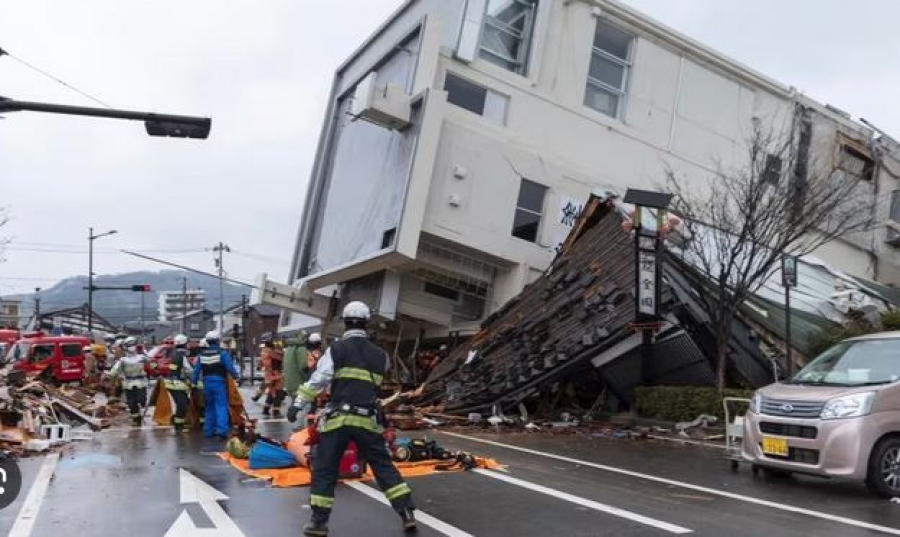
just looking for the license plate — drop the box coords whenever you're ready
[762,436,789,457]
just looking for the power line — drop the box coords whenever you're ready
[0,46,112,108]
[230,249,289,266]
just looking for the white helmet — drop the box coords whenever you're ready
[309,333,322,344]
[342,301,370,321]
[82,346,93,354]
[174,334,189,346]
[123,336,137,349]
[205,330,220,341]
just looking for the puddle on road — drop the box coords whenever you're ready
[57,453,122,469]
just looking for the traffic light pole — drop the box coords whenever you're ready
[0,96,211,138]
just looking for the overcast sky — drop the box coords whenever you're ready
[2,0,898,296]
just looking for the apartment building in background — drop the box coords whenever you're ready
[158,289,207,322]
[280,0,900,340]
[0,299,21,328]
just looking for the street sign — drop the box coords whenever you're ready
[782,256,798,288]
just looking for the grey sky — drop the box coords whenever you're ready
[2,0,898,296]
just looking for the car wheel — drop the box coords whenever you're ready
[866,436,900,498]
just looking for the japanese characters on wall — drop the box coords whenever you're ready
[553,196,585,254]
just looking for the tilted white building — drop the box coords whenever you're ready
[275,0,900,339]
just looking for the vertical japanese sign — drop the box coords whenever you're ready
[637,236,658,316]
[553,196,584,254]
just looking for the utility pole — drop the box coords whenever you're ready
[140,291,145,344]
[87,227,118,335]
[212,242,230,335]
[181,276,188,335]
[33,287,41,329]
[240,294,248,360]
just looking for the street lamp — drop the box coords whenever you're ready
[87,227,118,336]
[0,96,211,139]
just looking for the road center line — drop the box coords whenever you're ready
[442,432,900,536]
[473,468,692,534]
[345,481,474,537]
[8,452,60,537]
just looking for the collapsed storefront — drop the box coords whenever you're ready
[414,194,900,417]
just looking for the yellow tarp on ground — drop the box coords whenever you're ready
[218,451,504,488]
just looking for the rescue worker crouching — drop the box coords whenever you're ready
[191,331,240,439]
[288,301,416,536]
[165,334,193,433]
[107,336,149,427]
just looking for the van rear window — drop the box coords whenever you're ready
[61,344,83,358]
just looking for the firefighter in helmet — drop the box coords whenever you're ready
[191,331,240,438]
[165,334,193,433]
[288,301,415,536]
[107,336,149,427]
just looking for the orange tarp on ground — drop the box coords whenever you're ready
[217,451,504,488]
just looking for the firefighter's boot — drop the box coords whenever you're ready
[303,514,329,536]
[399,508,417,532]
[262,405,271,418]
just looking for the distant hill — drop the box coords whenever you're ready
[4,270,250,328]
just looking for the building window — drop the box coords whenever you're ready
[839,144,875,182]
[479,0,538,75]
[891,190,900,223]
[423,282,461,302]
[584,18,634,118]
[444,72,509,124]
[512,179,547,243]
[190,323,200,331]
[762,154,783,185]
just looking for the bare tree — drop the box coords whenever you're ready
[666,112,877,391]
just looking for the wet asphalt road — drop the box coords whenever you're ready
[2,402,900,536]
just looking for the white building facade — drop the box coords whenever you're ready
[281,0,900,338]
[158,289,207,322]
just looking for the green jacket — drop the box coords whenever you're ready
[282,338,309,396]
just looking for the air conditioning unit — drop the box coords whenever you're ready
[350,72,412,131]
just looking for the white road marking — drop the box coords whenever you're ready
[443,432,900,536]
[165,469,246,537]
[8,452,60,537]
[473,468,692,534]
[345,481,475,537]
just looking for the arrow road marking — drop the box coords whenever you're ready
[164,469,246,537]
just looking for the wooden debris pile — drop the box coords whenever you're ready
[0,379,128,456]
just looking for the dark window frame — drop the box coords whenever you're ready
[423,281,461,302]
[512,179,547,243]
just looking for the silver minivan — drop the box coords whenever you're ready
[743,331,900,497]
